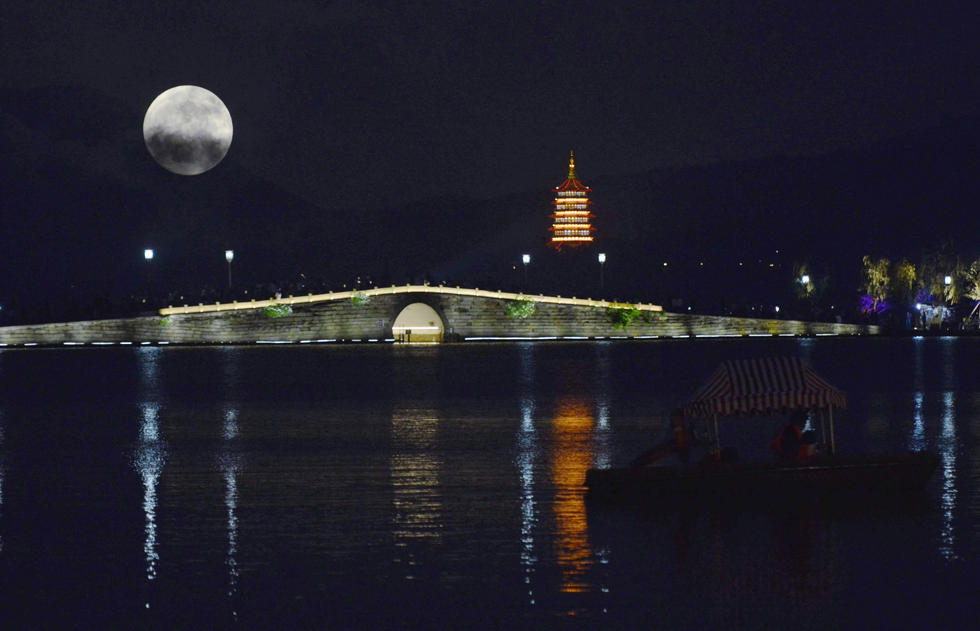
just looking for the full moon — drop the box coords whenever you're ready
[143,85,233,175]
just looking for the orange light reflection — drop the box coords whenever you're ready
[550,397,594,593]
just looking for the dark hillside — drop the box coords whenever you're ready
[1,84,976,322]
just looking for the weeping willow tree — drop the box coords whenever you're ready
[964,258,980,320]
[890,258,918,308]
[918,244,962,306]
[861,256,890,312]
[963,259,980,300]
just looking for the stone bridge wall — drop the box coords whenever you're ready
[0,290,877,346]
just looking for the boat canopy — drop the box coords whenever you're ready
[683,357,846,418]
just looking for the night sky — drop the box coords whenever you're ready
[1,2,978,319]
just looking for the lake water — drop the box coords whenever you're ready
[0,337,977,629]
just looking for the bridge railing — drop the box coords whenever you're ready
[158,284,663,316]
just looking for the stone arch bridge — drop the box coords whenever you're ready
[0,285,876,346]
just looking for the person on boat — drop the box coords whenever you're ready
[800,418,817,459]
[630,409,694,467]
[671,408,694,463]
[771,409,806,461]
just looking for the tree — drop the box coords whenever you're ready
[947,260,966,305]
[962,258,980,322]
[861,255,890,313]
[918,243,961,306]
[889,258,917,307]
[793,262,814,300]
[792,261,831,319]
[964,258,980,303]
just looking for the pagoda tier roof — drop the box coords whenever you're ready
[553,150,591,192]
[553,178,592,193]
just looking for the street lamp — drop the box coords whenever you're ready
[521,254,530,290]
[598,252,606,291]
[143,249,154,304]
[225,249,234,288]
[944,275,952,286]
[800,274,810,284]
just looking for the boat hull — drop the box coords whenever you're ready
[585,451,940,508]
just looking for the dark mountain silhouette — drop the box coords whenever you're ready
[421,116,979,314]
[1,84,977,323]
[429,116,980,310]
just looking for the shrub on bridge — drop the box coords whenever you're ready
[264,304,293,318]
[606,305,641,330]
[351,292,370,306]
[505,299,536,319]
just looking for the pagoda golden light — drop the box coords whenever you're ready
[548,151,595,249]
[550,397,595,593]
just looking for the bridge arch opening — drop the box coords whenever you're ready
[392,302,444,343]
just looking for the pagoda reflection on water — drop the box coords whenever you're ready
[548,151,595,249]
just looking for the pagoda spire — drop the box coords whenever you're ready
[568,150,577,180]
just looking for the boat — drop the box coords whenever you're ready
[586,452,940,508]
[585,357,940,508]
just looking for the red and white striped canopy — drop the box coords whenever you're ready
[682,357,846,418]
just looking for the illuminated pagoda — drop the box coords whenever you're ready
[548,151,595,249]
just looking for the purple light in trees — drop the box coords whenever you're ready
[860,295,890,314]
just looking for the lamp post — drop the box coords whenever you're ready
[522,254,530,291]
[143,249,154,304]
[598,252,606,292]
[225,249,234,288]
[800,274,810,284]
